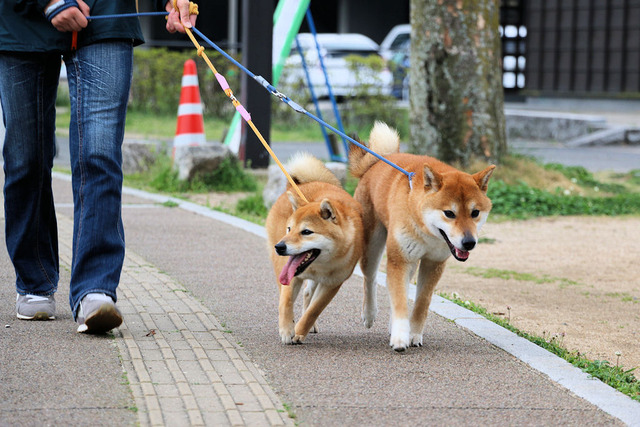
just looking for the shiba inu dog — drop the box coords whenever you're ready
[349,122,495,351]
[266,153,364,344]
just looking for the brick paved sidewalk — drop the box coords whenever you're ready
[57,214,293,426]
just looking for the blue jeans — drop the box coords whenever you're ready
[0,41,132,318]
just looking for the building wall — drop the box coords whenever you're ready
[525,0,640,96]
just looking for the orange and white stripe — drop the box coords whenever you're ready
[174,59,206,151]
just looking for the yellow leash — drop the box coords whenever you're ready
[173,1,309,203]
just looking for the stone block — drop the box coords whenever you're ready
[505,109,607,142]
[173,143,235,181]
[122,139,169,175]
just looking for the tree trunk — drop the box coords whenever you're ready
[410,0,506,165]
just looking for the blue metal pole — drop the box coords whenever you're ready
[294,37,339,161]
[305,9,349,159]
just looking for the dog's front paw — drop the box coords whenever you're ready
[389,335,411,351]
[410,333,423,347]
[389,318,411,351]
[279,325,295,345]
[292,334,305,344]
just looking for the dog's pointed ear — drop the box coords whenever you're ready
[473,165,496,193]
[287,190,306,211]
[320,199,337,222]
[423,164,442,192]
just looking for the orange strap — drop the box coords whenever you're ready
[71,31,78,50]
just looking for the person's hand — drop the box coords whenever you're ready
[47,0,90,32]
[165,0,197,34]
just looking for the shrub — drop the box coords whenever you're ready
[127,154,257,194]
[544,163,627,194]
[489,180,640,218]
[130,48,241,119]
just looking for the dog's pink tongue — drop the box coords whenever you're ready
[455,248,469,261]
[279,254,305,286]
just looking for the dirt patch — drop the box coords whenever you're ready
[435,216,640,375]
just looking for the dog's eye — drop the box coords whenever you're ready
[471,209,480,218]
[443,210,456,219]
[287,227,291,233]
[301,229,314,235]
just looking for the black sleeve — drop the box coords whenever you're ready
[155,0,168,12]
[14,0,51,16]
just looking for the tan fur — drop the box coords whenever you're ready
[287,152,342,188]
[266,153,364,344]
[349,123,496,351]
[349,121,400,178]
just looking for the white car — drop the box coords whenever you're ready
[281,33,392,99]
[379,24,410,61]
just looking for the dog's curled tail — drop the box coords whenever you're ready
[286,152,341,187]
[349,121,400,178]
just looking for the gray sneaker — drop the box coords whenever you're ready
[16,294,56,320]
[76,293,123,334]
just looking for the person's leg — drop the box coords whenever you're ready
[0,52,60,319]
[64,41,132,326]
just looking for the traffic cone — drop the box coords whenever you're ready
[173,59,206,157]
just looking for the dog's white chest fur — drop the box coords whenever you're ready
[394,225,450,262]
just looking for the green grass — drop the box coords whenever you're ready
[125,154,257,194]
[488,179,640,219]
[440,293,640,402]
[56,108,328,142]
[456,266,582,288]
[214,192,268,226]
[544,163,628,194]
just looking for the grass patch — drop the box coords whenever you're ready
[544,163,628,194]
[488,180,640,218]
[487,155,580,193]
[458,266,581,288]
[280,402,297,420]
[56,108,328,143]
[439,292,640,402]
[464,154,640,219]
[124,154,257,194]
[478,237,496,244]
[216,192,268,225]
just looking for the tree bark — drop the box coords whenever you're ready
[410,0,506,165]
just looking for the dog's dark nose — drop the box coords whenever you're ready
[274,241,287,255]
[462,237,476,251]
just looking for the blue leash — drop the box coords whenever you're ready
[86,12,416,186]
[86,11,169,20]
